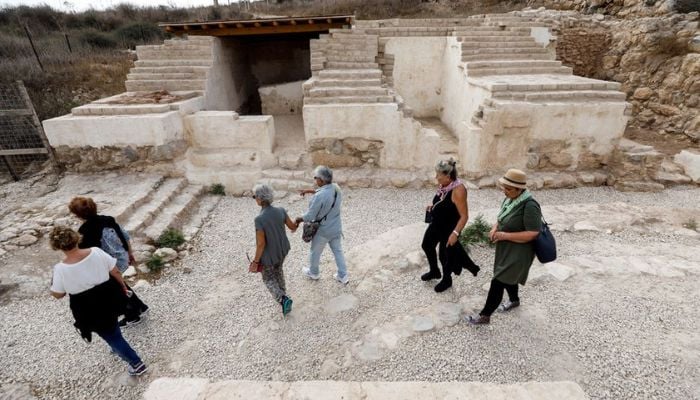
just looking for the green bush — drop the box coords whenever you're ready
[157,228,185,248]
[209,183,226,196]
[145,254,165,272]
[78,29,117,48]
[459,214,494,248]
[114,22,163,48]
[683,218,698,231]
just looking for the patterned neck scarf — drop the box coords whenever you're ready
[496,190,532,223]
[436,179,463,199]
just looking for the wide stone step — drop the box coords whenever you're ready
[323,43,378,51]
[308,87,388,97]
[125,79,206,92]
[465,60,562,69]
[134,59,213,67]
[318,69,382,79]
[124,178,188,235]
[71,103,172,116]
[492,89,627,102]
[453,30,530,36]
[143,379,589,400]
[461,41,540,49]
[326,61,379,69]
[461,53,553,61]
[304,95,394,104]
[461,47,548,55]
[127,71,206,80]
[457,36,535,42]
[467,66,572,76]
[314,78,383,87]
[257,177,309,192]
[180,195,221,240]
[131,66,210,74]
[472,78,622,93]
[143,185,205,241]
[136,47,210,57]
[325,55,377,63]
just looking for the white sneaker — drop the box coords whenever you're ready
[302,267,320,280]
[334,273,349,285]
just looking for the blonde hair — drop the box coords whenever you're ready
[49,225,81,251]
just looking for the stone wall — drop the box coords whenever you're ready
[556,27,611,77]
[53,142,187,172]
[527,0,683,18]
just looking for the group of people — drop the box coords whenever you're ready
[48,160,542,376]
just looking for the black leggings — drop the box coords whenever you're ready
[421,224,448,275]
[480,278,519,316]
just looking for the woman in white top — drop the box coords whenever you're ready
[49,226,147,376]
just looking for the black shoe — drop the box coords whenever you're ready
[140,305,150,316]
[471,265,480,277]
[434,276,452,292]
[421,270,441,281]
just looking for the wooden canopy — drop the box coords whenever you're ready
[159,14,353,36]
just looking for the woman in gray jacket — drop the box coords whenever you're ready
[295,166,348,284]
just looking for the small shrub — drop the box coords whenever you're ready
[683,218,698,231]
[157,228,185,248]
[459,214,494,248]
[114,22,163,48]
[210,183,226,196]
[145,254,165,272]
[78,29,117,49]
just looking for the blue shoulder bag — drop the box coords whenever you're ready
[529,199,557,263]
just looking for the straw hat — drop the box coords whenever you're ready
[498,169,528,189]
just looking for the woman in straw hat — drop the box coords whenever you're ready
[466,168,542,325]
[421,158,480,292]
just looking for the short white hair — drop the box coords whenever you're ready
[313,165,333,184]
[253,183,274,204]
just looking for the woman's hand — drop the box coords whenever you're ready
[489,225,498,242]
[128,251,136,266]
[425,204,433,212]
[299,189,315,197]
[447,232,458,247]
[492,231,509,242]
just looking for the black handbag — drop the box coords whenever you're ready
[302,190,337,243]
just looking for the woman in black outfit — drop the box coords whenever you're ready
[421,158,480,292]
[69,197,149,327]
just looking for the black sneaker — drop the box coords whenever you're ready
[118,316,142,328]
[434,276,452,292]
[140,305,150,316]
[127,362,148,376]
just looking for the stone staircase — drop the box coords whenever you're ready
[305,29,394,105]
[126,36,214,93]
[116,177,210,242]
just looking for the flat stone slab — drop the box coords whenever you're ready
[143,379,589,400]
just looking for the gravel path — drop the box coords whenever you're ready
[1,186,699,400]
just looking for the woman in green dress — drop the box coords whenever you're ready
[466,169,542,325]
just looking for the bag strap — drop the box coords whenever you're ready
[526,198,549,225]
[317,190,338,223]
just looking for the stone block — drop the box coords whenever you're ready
[674,150,700,182]
[143,378,208,400]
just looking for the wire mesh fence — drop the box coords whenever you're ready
[0,81,55,182]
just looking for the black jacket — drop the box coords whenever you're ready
[69,277,127,342]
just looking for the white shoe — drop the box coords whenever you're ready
[334,273,349,285]
[302,267,320,280]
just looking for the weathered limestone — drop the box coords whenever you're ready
[259,81,304,115]
[674,150,700,183]
[143,379,589,400]
[183,111,276,194]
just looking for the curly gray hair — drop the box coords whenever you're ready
[252,183,274,205]
[435,157,458,180]
[313,165,333,184]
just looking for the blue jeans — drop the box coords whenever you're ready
[97,325,142,367]
[309,233,347,278]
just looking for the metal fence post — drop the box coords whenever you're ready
[23,25,44,72]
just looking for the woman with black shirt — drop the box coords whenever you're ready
[421,158,480,292]
[69,197,149,327]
